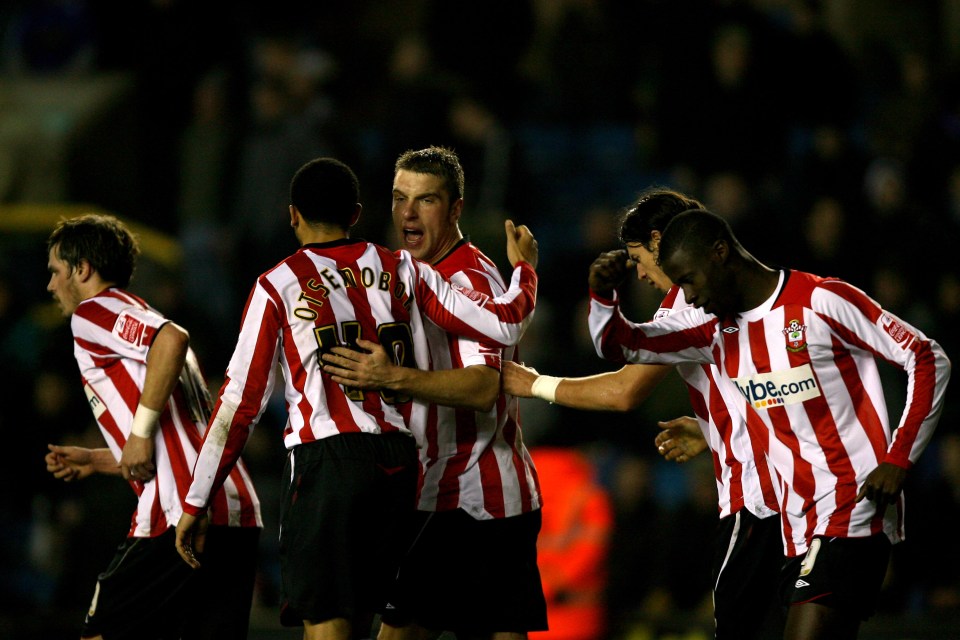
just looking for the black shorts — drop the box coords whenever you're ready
[278,432,418,626]
[712,509,785,640]
[81,525,259,640]
[380,507,548,634]
[182,525,260,640]
[779,533,891,621]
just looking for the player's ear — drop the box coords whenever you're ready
[712,239,729,263]
[75,259,94,282]
[349,204,362,228]
[648,230,661,254]
[449,198,463,223]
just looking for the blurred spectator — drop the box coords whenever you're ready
[519,0,633,124]
[656,18,789,182]
[863,49,939,166]
[781,122,870,225]
[789,195,870,286]
[603,450,715,638]
[231,35,338,288]
[902,432,960,611]
[530,446,613,640]
[177,68,243,355]
[860,156,939,292]
[779,0,861,132]
[602,452,662,636]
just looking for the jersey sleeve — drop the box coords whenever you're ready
[588,288,717,365]
[447,266,505,369]
[73,299,167,363]
[412,259,536,348]
[814,280,952,468]
[185,281,282,513]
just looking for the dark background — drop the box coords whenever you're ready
[1,1,959,637]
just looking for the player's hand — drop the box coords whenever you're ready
[175,510,208,569]
[45,444,96,482]
[588,249,632,298]
[856,462,907,511]
[119,434,156,482]
[502,361,540,398]
[322,338,397,389]
[654,416,707,463]
[505,219,538,270]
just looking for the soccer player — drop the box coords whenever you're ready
[321,146,547,639]
[590,207,951,640]
[175,157,540,640]
[44,213,262,640]
[503,188,784,639]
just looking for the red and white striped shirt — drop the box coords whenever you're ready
[590,270,951,556]
[185,239,537,514]
[412,241,542,520]
[593,285,780,521]
[72,288,262,538]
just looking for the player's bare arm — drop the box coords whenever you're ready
[45,444,120,482]
[119,322,190,482]
[508,362,671,412]
[323,338,499,411]
[654,417,707,463]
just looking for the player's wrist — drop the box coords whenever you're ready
[181,500,207,517]
[131,404,161,438]
[531,375,563,403]
[589,287,618,304]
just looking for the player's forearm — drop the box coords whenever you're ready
[186,393,256,513]
[91,448,122,475]
[141,323,189,411]
[534,365,669,412]
[385,365,499,412]
[551,374,647,412]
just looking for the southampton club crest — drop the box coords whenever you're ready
[783,318,807,352]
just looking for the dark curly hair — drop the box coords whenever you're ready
[617,187,705,248]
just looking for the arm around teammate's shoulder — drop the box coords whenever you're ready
[323,338,500,411]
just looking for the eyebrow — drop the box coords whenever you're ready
[393,188,441,200]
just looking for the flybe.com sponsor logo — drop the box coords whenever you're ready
[733,364,821,409]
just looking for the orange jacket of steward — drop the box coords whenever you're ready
[530,446,613,640]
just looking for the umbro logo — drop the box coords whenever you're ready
[722,326,739,333]
[795,579,810,588]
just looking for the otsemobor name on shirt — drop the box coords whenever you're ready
[293,265,413,320]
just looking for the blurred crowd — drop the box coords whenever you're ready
[2,0,960,637]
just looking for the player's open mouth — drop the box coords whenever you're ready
[403,229,423,245]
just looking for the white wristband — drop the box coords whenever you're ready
[131,404,161,438]
[530,375,562,403]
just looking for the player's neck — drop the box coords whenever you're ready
[739,260,781,311]
[80,276,115,302]
[298,228,348,245]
